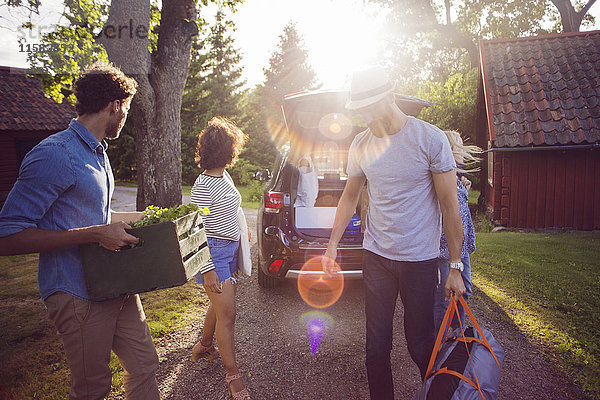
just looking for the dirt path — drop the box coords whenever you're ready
[147,208,588,400]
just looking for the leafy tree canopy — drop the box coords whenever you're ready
[181,8,246,184]
[259,22,320,154]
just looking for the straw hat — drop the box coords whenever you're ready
[345,66,396,110]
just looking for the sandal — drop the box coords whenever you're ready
[226,374,251,400]
[191,341,220,362]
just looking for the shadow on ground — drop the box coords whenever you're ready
[152,270,587,399]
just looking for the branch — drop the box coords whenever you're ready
[409,0,478,67]
[154,0,197,90]
[578,0,598,17]
[437,24,479,67]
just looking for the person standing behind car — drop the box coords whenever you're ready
[189,117,251,400]
[434,130,483,334]
[0,62,161,400]
[322,66,466,400]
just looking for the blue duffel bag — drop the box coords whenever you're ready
[413,297,504,400]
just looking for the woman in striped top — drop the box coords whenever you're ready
[189,117,251,400]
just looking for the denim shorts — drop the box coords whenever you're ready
[195,237,239,285]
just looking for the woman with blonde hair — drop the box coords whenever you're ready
[434,130,483,333]
[189,117,251,400]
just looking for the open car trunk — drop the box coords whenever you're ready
[291,151,368,240]
[281,90,429,242]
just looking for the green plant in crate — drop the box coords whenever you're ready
[131,204,210,228]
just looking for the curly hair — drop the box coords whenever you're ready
[444,130,483,174]
[73,61,138,115]
[195,117,247,170]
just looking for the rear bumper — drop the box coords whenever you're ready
[260,226,364,279]
[284,269,363,279]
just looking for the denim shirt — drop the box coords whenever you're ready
[0,119,113,301]
[439,177,476,259]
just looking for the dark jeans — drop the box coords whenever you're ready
[363,250,438,400]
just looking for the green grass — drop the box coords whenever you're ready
[0,254,209,400]
[468,188,480,206]
[472,231,600,398]
[237,184,261,209]
[0,255,70,400]
[184,183,260,209]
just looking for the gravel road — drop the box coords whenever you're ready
[110,187,588,399]
[152,209,587,400]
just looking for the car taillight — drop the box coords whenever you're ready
[269,259,283,274]
[264,191,284,214]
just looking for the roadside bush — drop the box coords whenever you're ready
[246,180,264,202]
[229,157,260,186]
[417,68,478,144]
[107,122,136,181]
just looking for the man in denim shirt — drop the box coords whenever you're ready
[0,63,160,400]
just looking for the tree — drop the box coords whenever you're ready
[414,68,478,143]
[372,0,551,82]
[260,22,319,151]
[97,0,198,209]
[236,86,278,170]
[549,0,597,31]
[232,23,320,174]
[14,0,111,102]
[5,0,241,209]
[263,23,319,118]
[181,8,246,184]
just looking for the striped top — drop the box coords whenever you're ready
[190,171,241,274]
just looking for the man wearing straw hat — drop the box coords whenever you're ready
[323,66,466,399]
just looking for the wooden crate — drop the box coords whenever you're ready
[80,210,211,301]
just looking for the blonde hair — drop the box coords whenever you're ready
[443,130,483,174]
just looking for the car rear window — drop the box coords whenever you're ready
[304,150,348,180]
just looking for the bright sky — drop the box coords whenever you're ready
[0,0,599,89]
[230,0,388,89]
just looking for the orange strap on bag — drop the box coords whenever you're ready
[424,297,502,400]
[432,367,480,392]
[459,296,501,371]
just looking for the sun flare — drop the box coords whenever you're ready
[300,1,389,88]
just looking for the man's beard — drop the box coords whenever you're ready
[368,117,394,137]
[105,118,123,140]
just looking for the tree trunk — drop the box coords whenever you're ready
[550,0,598,32]
[98,0,197,210]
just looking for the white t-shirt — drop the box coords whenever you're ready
[346,116,456,261]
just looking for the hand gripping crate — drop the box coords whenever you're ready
[80,210,211,301]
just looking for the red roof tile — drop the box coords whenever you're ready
[0,66,76,132]
[479,31,600,148]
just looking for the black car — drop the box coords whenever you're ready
[255,90,431,288]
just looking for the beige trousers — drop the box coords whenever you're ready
[44,292,160,400]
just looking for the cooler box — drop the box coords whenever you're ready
[79,210,211,301]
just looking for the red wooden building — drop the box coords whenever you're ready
[477,31,600,230]
[0,66,76,205]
